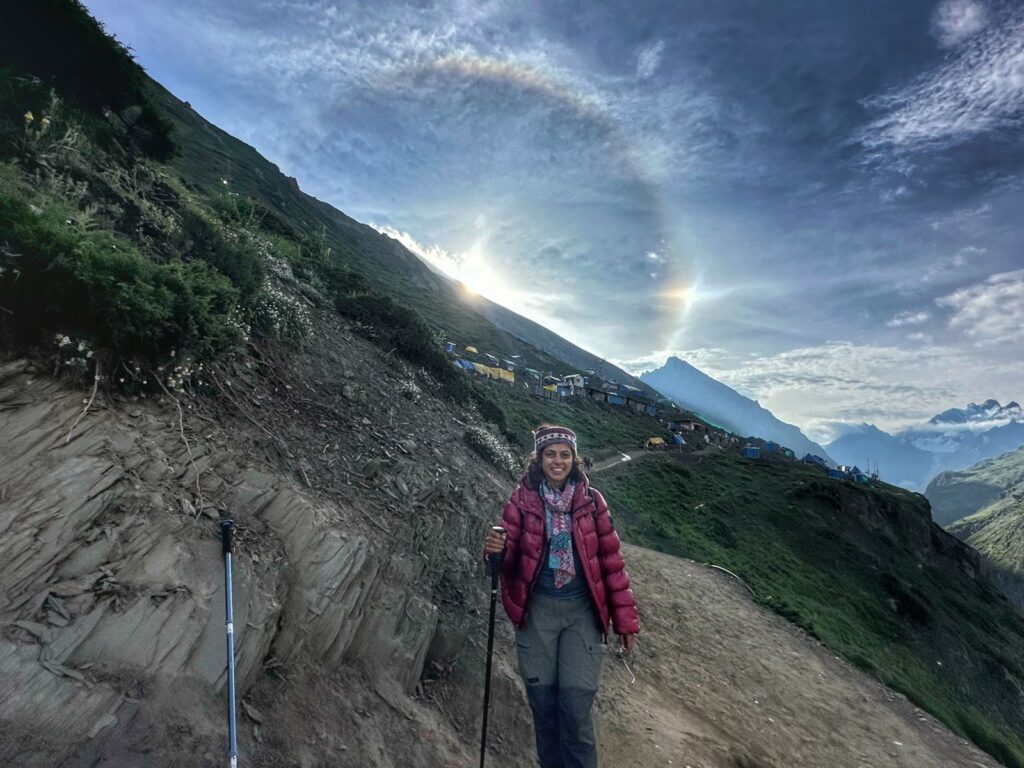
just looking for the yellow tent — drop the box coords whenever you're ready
[475,363,515,383]
[644,437,665,449]
[465,346,479,354]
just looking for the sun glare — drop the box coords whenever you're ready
[664,284,697,314]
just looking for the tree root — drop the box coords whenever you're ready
[65,361,100,444]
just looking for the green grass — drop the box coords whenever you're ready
[0,167,241,364]
[464,375,673,454]
[599,451,1024,767]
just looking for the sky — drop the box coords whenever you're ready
[84,0,1024,442]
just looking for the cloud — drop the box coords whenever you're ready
[886,310,931,327]
[937,268,1024,344]
[368,223,466,274]
[858,7,1024,152]
[632,342,1016,442]
[931,0,990,47]
[636,40,666,80]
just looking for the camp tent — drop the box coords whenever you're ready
[465,346,479,354]
[644,437,666,450]
[742,446,761,459]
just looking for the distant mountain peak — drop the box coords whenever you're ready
[929,400,1021,426]
[640,359,830,460]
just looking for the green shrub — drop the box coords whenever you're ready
[323,263,369,297]
[470,385,508,432]
[246,279,311,343]
[175,208,264,299]
[334,293,471,403]
[0,192,240,363]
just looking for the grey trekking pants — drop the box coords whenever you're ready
[515,594,607,768]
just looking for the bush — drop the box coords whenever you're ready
[246,279,311,343]
[334,293,471,403]
[0,192,240,364]
[464,425,520,477]
[175,208,264,299]
[471,385,508,432]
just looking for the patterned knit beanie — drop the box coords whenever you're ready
[534,425,578,457]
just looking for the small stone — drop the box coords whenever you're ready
[342,384,356,401]
[130,409,142,418]
[241,700,264,724]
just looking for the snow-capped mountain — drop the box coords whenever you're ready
[826,400,1024,492]
[640,357,831,460]
[929,399,1022,427]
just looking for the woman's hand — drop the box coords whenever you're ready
[618,633,635,655]
[484,529,506,556]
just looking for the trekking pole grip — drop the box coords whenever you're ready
[488,526,505,587]
[220,519,235,555]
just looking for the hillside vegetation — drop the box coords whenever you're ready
[598,450,1024,768]
[928,445,1024,526]
[945,447,1024,581]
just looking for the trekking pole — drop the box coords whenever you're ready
[480,526,505,768]
[220,518,239,768]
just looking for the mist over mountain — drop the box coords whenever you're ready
[640,357,830,459]
[827,401,1024,492]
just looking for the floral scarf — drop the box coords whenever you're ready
[540,479,577,588]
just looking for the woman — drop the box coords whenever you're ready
[484,424,639,768]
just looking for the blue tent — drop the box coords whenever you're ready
[742,446,761,459]
[801,454,827,466]
[827,468,846,480]
[455,359,476,371]
[671,434,685,445]
[607,394,625,406]
[763,441,780,452]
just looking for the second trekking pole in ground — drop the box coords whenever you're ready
[480,525,505,768]
[220,518,238,768]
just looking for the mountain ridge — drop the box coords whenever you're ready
[640,357,831,459]
[827,400,1024,491]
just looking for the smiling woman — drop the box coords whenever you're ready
[483,424,639,768]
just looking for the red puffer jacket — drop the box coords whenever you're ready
[493,477,640,636]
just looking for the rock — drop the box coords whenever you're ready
[342,384,356,401]
[13,621,53,644]
[363,459,383,480]
[242,700,265,724]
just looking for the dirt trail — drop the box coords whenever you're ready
[589,544,1000,768]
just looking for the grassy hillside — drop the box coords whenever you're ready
[928,445,1024,527]
[949,494,1024,577]
[598,450,1024,768]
